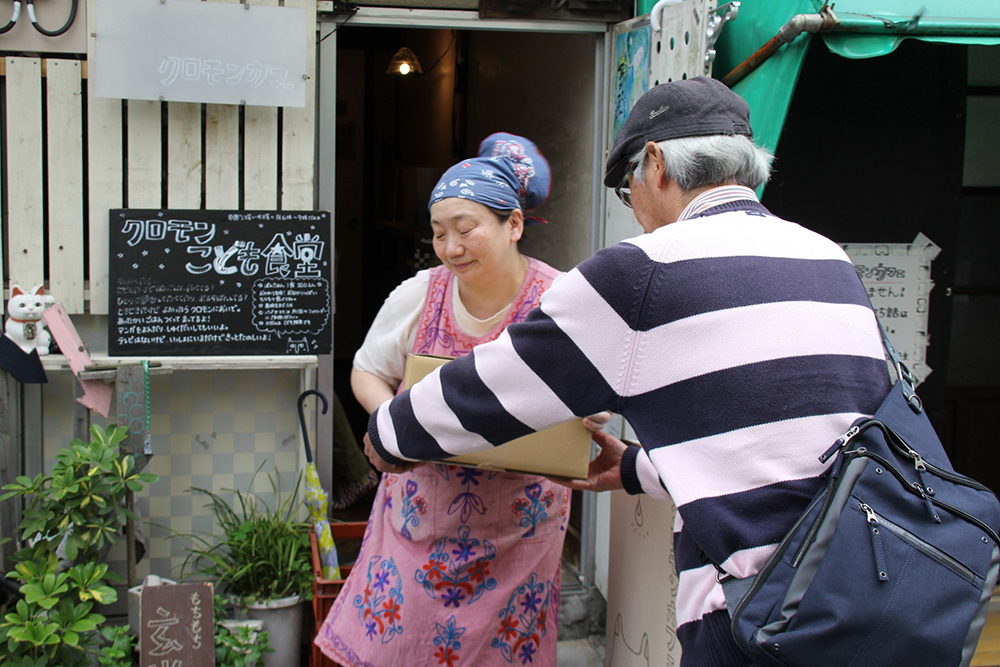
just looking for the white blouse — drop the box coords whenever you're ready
[352,270,516,388]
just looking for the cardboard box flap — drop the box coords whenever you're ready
[402,353,591,479]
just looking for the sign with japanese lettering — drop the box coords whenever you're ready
[841,233,940,385]
[110,209,332,356]
[139,582,214,667]
[94,0,307,107]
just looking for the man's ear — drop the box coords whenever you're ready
[644,141,667,188]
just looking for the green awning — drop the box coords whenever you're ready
[711,0,1000,162]
[824,0,1000,59]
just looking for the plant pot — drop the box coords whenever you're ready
[245,594,303,667]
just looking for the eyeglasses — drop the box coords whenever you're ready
[615,163,636,209]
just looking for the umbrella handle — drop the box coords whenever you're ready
[297,389,329,464]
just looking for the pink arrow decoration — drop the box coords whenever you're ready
[42,304,113,418]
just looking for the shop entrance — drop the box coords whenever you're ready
[325,22,603,587]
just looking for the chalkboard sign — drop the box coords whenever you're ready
[110,209,332,356]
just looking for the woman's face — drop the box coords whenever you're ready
[429,198,523,287]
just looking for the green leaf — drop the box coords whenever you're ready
[63,537,78,562]
[69,619,97,633]
[87,586,117,605]
[21,584,45,605]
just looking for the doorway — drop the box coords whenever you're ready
[325,21,602,585]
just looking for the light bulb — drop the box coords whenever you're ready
[399,63,411,75]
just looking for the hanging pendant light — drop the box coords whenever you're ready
[387,47,423,76]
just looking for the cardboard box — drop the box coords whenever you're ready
[402,353,592,479]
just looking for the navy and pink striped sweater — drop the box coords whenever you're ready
[369,190,890,666]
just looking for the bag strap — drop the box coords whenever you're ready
[866,287,923,414]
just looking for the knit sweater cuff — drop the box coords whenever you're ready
[367,410,409,467]
[620,445,644,495]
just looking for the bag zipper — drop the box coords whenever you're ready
[833,418,994,495]
[859,502,889,581]
[854,501,976,583]
[851,449,1000,545]
[880,423,994,494]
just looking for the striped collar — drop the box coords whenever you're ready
[677,185,760,222]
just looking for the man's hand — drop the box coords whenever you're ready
[548,424,627,493]
[364,431,424,474]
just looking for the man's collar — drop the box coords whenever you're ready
[677,185,759,222]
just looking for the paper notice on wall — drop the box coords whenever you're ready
[841,233,941,385]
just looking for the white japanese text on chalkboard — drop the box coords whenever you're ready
[110,210,332,356]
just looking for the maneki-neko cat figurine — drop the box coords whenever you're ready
[5,284,54,356]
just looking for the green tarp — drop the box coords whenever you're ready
[708,0,1000,158]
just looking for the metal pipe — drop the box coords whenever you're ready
[722,10,838,88]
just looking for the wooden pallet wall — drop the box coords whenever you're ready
[0,0,317,316]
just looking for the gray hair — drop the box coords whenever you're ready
[630,134,773,192]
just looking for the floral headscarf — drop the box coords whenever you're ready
[429,133,551,225]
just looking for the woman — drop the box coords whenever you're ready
[316,134,572,666]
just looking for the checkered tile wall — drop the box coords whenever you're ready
[42,369,305,584]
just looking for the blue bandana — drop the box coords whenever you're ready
[429,133,551,224]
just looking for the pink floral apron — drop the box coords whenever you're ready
[316,259,572,667]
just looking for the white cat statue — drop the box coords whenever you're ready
[5,284,54,356]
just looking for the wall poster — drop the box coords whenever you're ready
[841,232,940,384]
[611,18,652,145]
[109,209,332,357]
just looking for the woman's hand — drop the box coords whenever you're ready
[363,432,425,474]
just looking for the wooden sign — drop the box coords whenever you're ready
[109,209,332,356]
[139,581,215,667]
[94,0,308,108]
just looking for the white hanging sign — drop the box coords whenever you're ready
[93,0,308,108]
[841,233,941,385]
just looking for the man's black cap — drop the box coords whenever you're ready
[604,76,753,187]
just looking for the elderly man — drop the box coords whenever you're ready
[363,77,890,665]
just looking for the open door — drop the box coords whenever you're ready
[598,2,728,664]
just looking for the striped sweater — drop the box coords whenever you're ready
[369,189,891,666]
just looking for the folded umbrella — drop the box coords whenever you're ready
[298,389,340,580]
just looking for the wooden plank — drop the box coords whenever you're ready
[244,0,280,210]
[244,107,279,209]
[204,0,241,210]
[45,59,86,313]
[127,100,163,208]
[0,372,19,572]
[972,604,1000,665]
[43,355,319,373]
[205,104,240,209]
[167,103,203,209]
[5,57,45,293]
[87,0,124,315]
[281,0,317,210]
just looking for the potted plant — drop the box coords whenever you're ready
[215,594,271,667]
[181,467,313,667]
[0,425,157,667]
